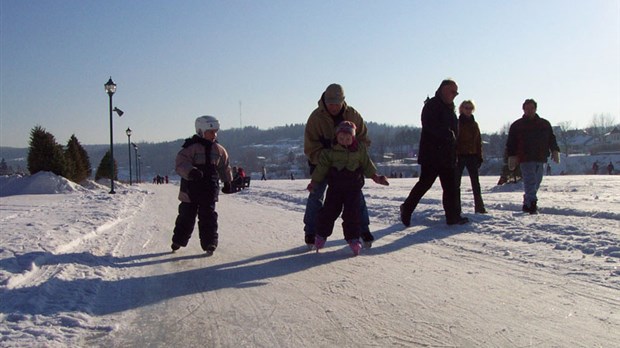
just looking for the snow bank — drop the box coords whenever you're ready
[0,172,91,197]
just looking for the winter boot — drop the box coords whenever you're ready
[171,242,181,252]
[361,231,374,249]
[529,201,538,215]
[305,234,315,250]
[447,216,469,225]
[204,244,217,256]
[314,235,326,252]
[400,204,412,227]
[348,239,362,256]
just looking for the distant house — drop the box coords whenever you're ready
[555,128,596,154]
[603,127,620,144]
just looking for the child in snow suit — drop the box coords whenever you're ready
[171,115,235,254]
[308,121,389,256]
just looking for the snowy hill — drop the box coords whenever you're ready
[0,173,618,347]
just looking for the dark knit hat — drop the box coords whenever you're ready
[336,121,356,137]
[324,83,345,104]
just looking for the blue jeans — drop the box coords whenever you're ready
[520,162,544,207]
[303,180,370,236]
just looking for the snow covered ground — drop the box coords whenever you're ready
[0,172,618,347]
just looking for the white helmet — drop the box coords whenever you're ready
[195,115,220,135]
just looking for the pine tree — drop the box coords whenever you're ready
[27,125,67,176]
[65,135,92,183]
[0,158,12,175]
[95,150,118,181]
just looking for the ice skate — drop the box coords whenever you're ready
[348,239,362,256]
[314,235,326,252]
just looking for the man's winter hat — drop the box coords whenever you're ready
[195,115,220,134]
[324,83,345,104]
[336,121,356,137]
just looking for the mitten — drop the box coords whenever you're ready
[372,174,389,186]
[552,151,560,164]
[508,156,518,171]
[221,182,235,194]
[188,168,203,181]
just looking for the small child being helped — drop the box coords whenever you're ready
[308,121,389,256]
[171,115,235,255]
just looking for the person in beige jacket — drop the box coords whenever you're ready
[171,115,234,255]
[303,83,374,249]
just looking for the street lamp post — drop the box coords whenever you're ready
[126,128,132,185]
[137,154,142,183]
[132,143,139,184]
[104,77,117,194]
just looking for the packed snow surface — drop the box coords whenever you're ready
[0,172,618,347]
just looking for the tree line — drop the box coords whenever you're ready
[24,125,116,183]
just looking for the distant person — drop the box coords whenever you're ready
[455,100,486,214]
[290,172,295,180]
[303,83,375,249]
[307,121,389,256]
[400,79,469,226]
[592,162,599,174]
[233,167,246,191]
[261,166,267,180]
[506,99,560,214]
[171,115,235,255]
[608,161,615,175]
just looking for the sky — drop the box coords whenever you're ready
[0,171,619,345]
[1,0,619,148]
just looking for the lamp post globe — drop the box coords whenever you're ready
[105,77,117,194]
[126,128,132,185]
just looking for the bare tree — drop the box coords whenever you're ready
[557,121,574,154]
[587,113,617,138]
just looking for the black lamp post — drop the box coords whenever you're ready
[104,77,117,194]
[126,128,132,185]
[132,143,139,183]
[137,154,142,183]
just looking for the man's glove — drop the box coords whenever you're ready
[188,168,203,181]
[221,182,235,194]
[306,182,314,192]
[372,174,389,186]
[508,156,518,171]
[477,157,483,169]
[552,151,560,164]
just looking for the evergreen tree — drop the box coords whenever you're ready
[95,150,118,181]
[65,135,92,183]
[0,158,12,175]
[27,125,67,176]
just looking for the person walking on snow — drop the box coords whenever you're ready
[303,83,375,249]
[171,115,235,255]
[308,121,389,256]
[505,99,560,214]
[399,79,469,226]
[455,100,486,214]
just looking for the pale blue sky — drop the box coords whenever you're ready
[1,0,619,147]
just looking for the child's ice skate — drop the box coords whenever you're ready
[348,239,362,256]
[314,235,326,253]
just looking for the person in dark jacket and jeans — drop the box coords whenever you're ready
[171,115,235,254]
[456,100,486,214]
[400,79,469,226]
[505,99,560,214]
